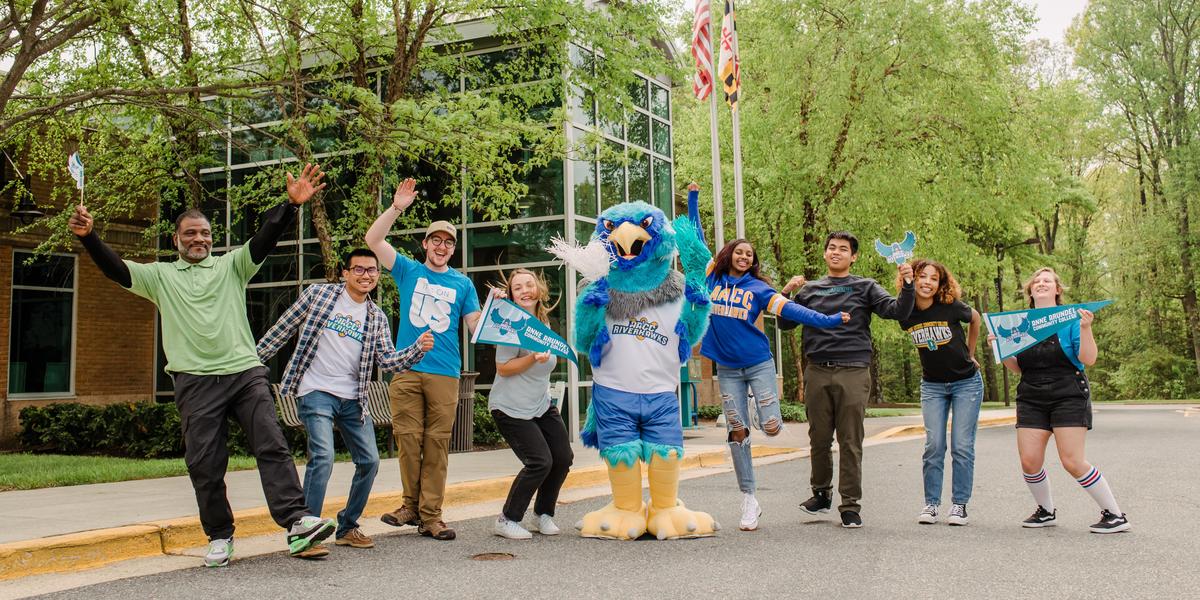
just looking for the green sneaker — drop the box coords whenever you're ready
[204,538,233,567]
[287,516,336,555]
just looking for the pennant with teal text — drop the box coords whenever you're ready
[471,295,578,366]
[984,300,1112,362]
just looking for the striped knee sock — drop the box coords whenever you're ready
[1023,469,1055,512]
[1077,466,1121,514]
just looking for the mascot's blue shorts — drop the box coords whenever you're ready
[590,383,684,451]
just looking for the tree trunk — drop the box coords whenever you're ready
[1177,198,1200,380]
[786,332,804,404]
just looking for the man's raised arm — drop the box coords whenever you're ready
[248,163,326,263]
[70,205,132,288]
[364,178,417,271]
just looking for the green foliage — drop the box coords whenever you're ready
[19,402,308,459]
[472,393,505,447]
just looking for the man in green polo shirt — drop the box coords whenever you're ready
[68,163,336,567]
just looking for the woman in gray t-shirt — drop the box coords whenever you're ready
[489,268,573,540]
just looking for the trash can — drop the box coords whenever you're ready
[450,371,478,453]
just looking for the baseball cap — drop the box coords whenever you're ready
[424,220,457,241]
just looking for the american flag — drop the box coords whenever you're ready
[717,0,741,109]
[691,0,714,100]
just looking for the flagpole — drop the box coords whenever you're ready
[731,104,745,240]
[708,65,725,252]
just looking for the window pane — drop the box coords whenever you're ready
[599,141,625,210]
[12,253,74,288]
[653,157,673,216]
[231,94,283,126]
[468,220,564,267]
[250,245,300,285]
[652,119,671,157]
[629,150,650,205]
[630,77,648,110]
[567,85,594,126]
[651,85,670,119]
[230,168,299,245]
[628,112,649,150]
[571,131,598,217]
[8,288,73,394]
[575,219,597,244]
[303,241,330,281]
[246,286,298,380]
[472,154,563,222]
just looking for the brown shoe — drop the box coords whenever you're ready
[418,520,456,540]
[381,505,420,527]
[334,528,375,549]
[292,543,329,559]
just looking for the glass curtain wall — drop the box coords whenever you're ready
[154,41,675,441]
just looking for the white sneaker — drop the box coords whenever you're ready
[739,493,762,531]
[532,514,561,535]
[918,504,938,524]
[204,538,233,567]
[494,517,532,540]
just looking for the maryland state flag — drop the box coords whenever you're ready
[717,0,741,110]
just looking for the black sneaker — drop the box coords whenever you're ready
[947,503,969,526]
[1089,510,1130,534]
[840,510,863,528]
[1021,505,1057,528]
[800,490,832,515]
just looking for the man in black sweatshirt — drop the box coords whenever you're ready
[779,231,914,528]
[67,164,336,566]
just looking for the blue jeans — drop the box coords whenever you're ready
[919,372,983,506]
[717,358,782,494]
[298,390,380,538]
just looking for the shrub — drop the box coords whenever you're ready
[472,393,505,446]
[697,405,722,420]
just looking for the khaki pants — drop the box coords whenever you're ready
[389,371,460,523]
[804,363,870,513]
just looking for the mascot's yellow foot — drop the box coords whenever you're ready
[580,501,648,540]
[580,460,647,540]
[647,500,718,540]
[645,450,719,540]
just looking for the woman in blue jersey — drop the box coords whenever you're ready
[700,240,848,531]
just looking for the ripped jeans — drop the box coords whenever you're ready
[716,358,783,494]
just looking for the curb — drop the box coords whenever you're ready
[0,445,797,580]
[871,415,1017,440]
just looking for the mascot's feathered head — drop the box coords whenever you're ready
[594,201,675,271]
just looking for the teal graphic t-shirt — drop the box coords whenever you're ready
[389,255,480,378]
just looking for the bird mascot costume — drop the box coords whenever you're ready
[549,198,717,540]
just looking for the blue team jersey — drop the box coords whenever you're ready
[700,268,841,369]
[389,255,480,378]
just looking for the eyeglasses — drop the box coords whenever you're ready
[427,237,456,248]
[348,266,379,276]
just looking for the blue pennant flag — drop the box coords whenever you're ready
[874,231,917,265]
[471,295,578,366]
[984,300,1112,362]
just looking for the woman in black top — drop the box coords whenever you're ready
[993,267,1128,533]
[896,259,982,526]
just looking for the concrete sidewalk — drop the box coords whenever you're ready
[0,409,1016,581]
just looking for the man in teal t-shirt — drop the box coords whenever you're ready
[68,164,337,566]
[365,177,482,541]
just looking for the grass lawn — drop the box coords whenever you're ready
[0,453,263,492]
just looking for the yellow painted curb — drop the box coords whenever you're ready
[872,415,1017,441]
[1,445,799,579]
[0,525,162,581]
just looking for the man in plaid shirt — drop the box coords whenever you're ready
[258,248,434,551]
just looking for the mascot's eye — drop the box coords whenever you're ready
[641,217,653,228]
[603,220,614,231]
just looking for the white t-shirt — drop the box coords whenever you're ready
[591,296,684,394]
[489,345,557,419]
[297,290,368,400]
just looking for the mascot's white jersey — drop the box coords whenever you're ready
[592,295,684,395]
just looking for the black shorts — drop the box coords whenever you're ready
[1015,374,1093,430]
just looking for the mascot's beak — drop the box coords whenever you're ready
[610,222,651,259]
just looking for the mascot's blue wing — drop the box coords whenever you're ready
[874,239,890,258]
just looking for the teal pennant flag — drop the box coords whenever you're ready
[984,300,1112,362]
[470,295,578,366]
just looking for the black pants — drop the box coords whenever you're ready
[174,366,309,540]
[492,406,574,522]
